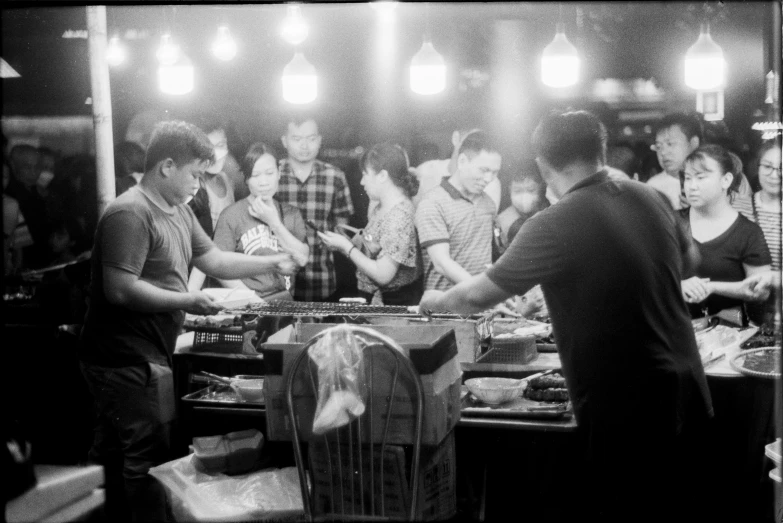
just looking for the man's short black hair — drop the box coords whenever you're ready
[654,112,703,143]
[192,112,226,135]
[284,113,319,132]
[458,131,499,159]
[144,121,214,173]
[532,110,607,170]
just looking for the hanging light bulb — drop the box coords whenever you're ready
[158,54,194,95]
[684,24,726,90]
[410,39,446,95]
[281,5,309,46]
[106,36,126,67]
[156,33,180,65]
[541,23,579,88]
[212,26,237,61]
[282,52,317,104]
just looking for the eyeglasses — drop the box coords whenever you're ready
[759,162,782,175]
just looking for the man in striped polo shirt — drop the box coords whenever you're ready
[414,131,500,292]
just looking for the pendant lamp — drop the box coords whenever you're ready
[159,54,194,95]
[541,22,579,88]
[684,24,726,90]
[281,5,309,46]
[212,26,237,61]
[410,39,446,95]
[282,52,317,104]
[156,34,180,66]
[106,36,126,67]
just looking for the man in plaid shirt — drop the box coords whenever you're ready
[277,115,354,301]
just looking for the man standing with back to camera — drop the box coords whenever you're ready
[420,110,713,522]
[79,121,299,522]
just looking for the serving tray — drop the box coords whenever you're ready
[460,393,572,420]
[729,347,781,379]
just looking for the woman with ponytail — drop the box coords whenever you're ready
[318,143,423,305]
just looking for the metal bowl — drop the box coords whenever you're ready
[464,377,526,405]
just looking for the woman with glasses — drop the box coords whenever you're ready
[317,143,423,305]
[679,144,772,325]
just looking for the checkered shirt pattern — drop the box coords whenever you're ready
[414,178,496,291]
[277,159,354,300]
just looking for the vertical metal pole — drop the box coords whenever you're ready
[86,6,116,217]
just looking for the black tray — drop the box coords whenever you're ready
[182,384,265,408]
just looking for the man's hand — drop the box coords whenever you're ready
[184,291,225,315]
[419,290,447,314]
[248,198,281,226]
[516,285,546,318]
[493,299,520,318]
[682,277,711,303]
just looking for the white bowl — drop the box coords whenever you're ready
[464,377,526,405]
[230,378,265,402]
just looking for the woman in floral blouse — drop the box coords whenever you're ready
[318,143,423,305]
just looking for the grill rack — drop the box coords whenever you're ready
[225,300,483,320]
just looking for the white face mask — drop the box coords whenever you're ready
[37,170,55,189]
[206,147,228,174]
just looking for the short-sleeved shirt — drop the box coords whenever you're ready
[276,159,354,300]
[79,186,214,368]
[486,171,712,431]
[680,209,772,317]
[213,197,307,298]
[647,171,687,210]
[415,177,496,291]
[735,192,781,270]
[357,199,422,296]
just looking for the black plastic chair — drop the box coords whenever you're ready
[285,325,424,521]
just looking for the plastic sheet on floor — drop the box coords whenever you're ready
[149,454,303,522]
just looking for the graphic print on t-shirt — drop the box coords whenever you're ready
[241,224,279,255]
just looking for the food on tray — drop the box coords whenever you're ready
[523,372,569,402]
[185,313,255,328]
[741,349,781,374]
[740,335,777,350]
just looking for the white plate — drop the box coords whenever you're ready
[202,288,262,309]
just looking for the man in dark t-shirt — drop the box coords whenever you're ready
[420,110,713,522]
[79,121,298,522]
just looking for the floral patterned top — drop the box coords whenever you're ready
[357,199,422,300]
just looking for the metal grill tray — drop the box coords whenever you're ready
[461,392,572,420]
[227,300,483,319]
[182,384,265,408]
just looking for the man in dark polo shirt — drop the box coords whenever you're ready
[79,121,299,522]
[420,110,713,522]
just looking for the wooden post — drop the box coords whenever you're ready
[86,6,116,216]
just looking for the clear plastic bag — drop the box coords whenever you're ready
[148,454,303,522]
[308,325,367,435]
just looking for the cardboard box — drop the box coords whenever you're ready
[308,429,457,521]
[365,317,483,364]
[260,324,462,445]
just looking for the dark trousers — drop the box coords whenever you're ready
[81,361,175,523]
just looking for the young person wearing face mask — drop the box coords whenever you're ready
[679,144,772,324]
[212,143,309,301]
[187,117,237,291]
[497,159,549,250]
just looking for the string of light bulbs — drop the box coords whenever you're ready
[103,3,728,101]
